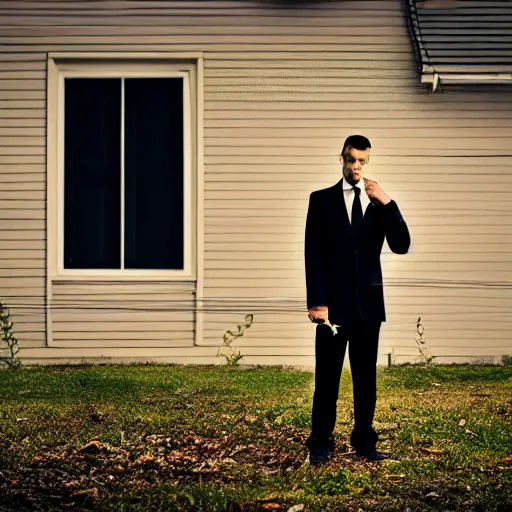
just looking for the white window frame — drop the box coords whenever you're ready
[47,53,202,282]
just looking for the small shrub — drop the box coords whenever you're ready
[0,301,21,369]
[217,314,253,366]
[414,316,435,365]
[501,355,512,367]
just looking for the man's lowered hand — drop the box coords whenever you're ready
[308,306,340,335]
[308,305,329,323]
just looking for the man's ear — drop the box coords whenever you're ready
[339,154,343,164]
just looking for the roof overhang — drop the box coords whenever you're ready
[406,0,512,92]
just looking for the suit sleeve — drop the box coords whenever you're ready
[305,192,327,309]
[381,200,411,254]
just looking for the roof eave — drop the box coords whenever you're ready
[421,67,512,92]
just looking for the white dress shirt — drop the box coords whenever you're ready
[342,177,372,224]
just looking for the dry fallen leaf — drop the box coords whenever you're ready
[77,441,103,454]
[134,455,156,465]
[75,487,99,502]
[62,480,79,489]
[420,448,445,455]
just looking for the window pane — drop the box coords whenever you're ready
[64,78,121,269]
[124,78,184,270]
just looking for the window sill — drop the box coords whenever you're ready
[50,274,196,283]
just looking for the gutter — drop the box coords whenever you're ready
[421,65,512,91]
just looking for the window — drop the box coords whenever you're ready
[47,56,200,280]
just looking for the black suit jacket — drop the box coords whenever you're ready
[305,178,411,324]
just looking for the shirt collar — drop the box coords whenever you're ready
[341,177,365,192]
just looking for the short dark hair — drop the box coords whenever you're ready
[341,135,371,156]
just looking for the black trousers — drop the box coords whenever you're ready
[307,311,382,450]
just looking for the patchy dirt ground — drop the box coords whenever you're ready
[0,365,511,511]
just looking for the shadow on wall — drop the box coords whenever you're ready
[265,0,330,5]
[266,0,462,7]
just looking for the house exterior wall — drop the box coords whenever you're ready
[0,1,511,366]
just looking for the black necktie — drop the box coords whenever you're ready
[351,186,363,236]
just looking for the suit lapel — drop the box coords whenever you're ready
[334,179,351,233]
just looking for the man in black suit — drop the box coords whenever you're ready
[304,135,410,465]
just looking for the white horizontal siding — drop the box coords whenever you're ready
[199,1,512,362]
[0,52,46,351]
[50,282,196,348]
[0,0,511,364]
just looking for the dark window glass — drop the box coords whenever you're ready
[64,78,121,269]
[124,78,184,270]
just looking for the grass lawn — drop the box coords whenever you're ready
[0,364,511,511]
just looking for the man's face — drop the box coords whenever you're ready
[340,147,370,186]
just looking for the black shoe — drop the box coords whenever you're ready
[307,437,335,466]
[355,445,391,462]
